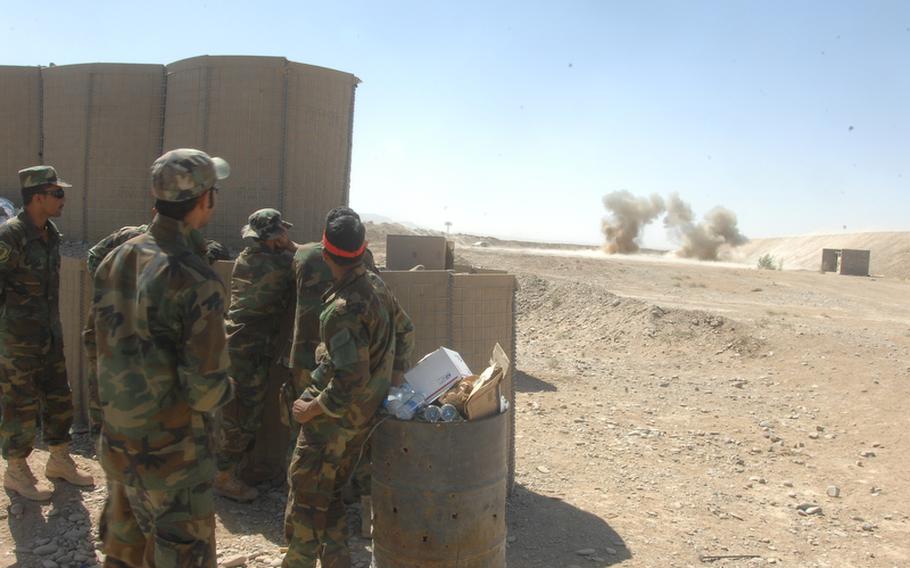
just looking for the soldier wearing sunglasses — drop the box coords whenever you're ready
[0,165,94,501]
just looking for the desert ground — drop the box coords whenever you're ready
[2,228,909,568]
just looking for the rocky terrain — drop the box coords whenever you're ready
[2,234,909,567]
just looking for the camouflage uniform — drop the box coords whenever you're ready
[282,244,379,465]
[92,148,233,567]
[284,263,414,568]
[82,224,148,431]
[285,244,377,392]
[84,225,228,432]
[0,209,71,458]
[219,209,294,473]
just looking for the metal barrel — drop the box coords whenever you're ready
[372,411,508,568]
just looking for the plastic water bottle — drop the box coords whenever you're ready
[395,391,425,420]
[420,405,442,423]
[383,385,426,420]
[440,403,461,422]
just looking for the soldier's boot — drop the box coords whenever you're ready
[4,458,54,501]
[214,470,259,502]
[45,445,95,487]
[360,496,372,538]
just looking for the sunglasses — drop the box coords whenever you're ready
[39,188,66,199]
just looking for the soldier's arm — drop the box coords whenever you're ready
[0,230,21,294]
[287,255,331,370]
[179,278,234,412]
[86,236,115,276]
[315,308,371,418]
[88,226,142,276]
[391,300,416,386]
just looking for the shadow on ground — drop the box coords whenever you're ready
[515,369,557,393]
[214,485,374,566]
[507,484,629,567]
[5,475,95,568]
[214,479,287,547]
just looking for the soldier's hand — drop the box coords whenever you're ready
[292,398,323,424]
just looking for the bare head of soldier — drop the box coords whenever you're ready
[321,206,366,280]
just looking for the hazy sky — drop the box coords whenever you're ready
[2,1,908,246]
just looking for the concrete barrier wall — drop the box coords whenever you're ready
[820,248,838,272]
[84,65,165,242]
[0,57,358,246]
[0,66,41,202]
[41,65,90,240]
[39,64,166,242]
[386,235,449,271]
[284,62,359,243]
[840,249,871,276]
[164,56,359,247]
[379,271,451,365]
[60,257,91,428]
[164,57,288,246]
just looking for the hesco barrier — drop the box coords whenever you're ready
[0,66,41,195]
[60,257,92,426]
[42,63,166,243]
[371,412,508,568]
[60,263,517,490]
[0,56,359,247]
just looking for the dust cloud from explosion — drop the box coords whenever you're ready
[601,191,748,260]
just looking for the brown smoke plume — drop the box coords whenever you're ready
[664,192,748,260]
[601,191,666,253]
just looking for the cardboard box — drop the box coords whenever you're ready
[464,343,510,420]
[405,347,473,403]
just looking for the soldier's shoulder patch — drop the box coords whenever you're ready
[0,242,11,263]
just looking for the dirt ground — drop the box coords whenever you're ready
[3,240,909,567]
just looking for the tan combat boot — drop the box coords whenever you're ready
[4,458,54,500]
[45,445,95,486]
[214,470,259,502]
[361,495,372,538]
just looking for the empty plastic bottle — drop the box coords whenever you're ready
[440,403,461,422]
[420,405,442,423]
[383,384,426,421]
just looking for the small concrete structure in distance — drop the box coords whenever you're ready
[821,248,870,276]
[386,234,454,270]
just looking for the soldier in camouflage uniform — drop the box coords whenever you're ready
[91,149,234,567]
[83,221,229,434]
[284,207,414,568]
[214,208,295,502]
[0,165,93,501]
[284,240,381,535]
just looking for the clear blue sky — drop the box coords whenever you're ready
[2,1,908,245]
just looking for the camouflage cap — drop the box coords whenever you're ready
[18,165,72,190]
[241,208,293,240]
[150,148,230,202]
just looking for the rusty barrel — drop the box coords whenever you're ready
[371,411,508,567]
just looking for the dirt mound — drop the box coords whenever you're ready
[734,231,910,279]
[517,274,763,358]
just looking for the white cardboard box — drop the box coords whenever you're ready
[405,347,473,403]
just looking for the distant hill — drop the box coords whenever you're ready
[733,232,910,279]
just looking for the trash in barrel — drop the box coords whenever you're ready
[372,344,510,567]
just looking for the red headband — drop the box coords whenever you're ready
[322,231,367,258]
